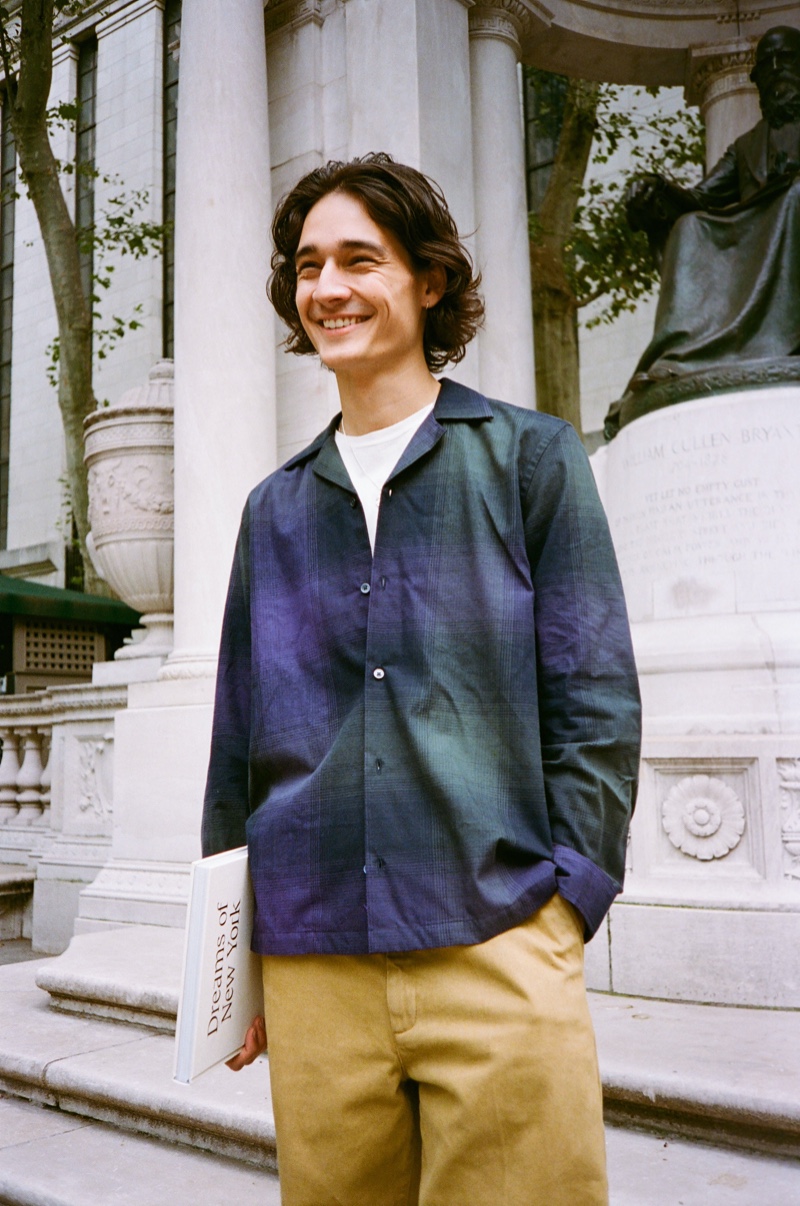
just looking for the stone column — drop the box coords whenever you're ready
[75,0,278,934]
[265,0,334,461]
[687,42,761,171]
[94,0,165,410]
[167,0,277,678]
[469,2,535,410]
[343,0,480,389]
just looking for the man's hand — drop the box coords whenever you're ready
[226,1014,267,1071]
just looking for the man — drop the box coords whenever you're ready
[202,154,641,1205]
[608,25,800,435]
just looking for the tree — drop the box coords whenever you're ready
[527,70,705,436]
[0,0,163,594]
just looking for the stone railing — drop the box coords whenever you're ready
[0,681,128,952]
[0,694,55,861]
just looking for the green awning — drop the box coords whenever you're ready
[0,575,140,625]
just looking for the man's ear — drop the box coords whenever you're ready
[423,263,447,309]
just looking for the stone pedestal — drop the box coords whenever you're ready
[592,389,800,1006]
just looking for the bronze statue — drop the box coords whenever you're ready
[606,25,800,438]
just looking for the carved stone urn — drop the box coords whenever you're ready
[84,359,174,660]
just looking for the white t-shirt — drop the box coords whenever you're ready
[335,403,435,551]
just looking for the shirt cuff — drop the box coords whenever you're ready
[553,844,620,941]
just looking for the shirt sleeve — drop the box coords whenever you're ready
[522,423,641,938]
[201,504,252,857]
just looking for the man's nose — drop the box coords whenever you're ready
[315,260,350,300]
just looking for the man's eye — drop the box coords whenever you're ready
[296,263,318,277]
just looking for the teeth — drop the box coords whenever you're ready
[320,317,365,329]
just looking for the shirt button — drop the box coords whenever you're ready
[373,667,385,680]
[350,497,357,508]
[360,582,371,594]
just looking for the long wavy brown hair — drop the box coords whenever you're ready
[268,153,484,372]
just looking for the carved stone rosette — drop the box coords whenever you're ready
[84,360,174,659]
[661,774,746,860]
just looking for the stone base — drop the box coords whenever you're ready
[92,656,167,686]
[591,389,800,1008]
[75,860,191,931]
[32,836,115,955]
[606,357,800,436]
[603,900,800,1008]
[72,675,214,932]
[0,866,35,940]
[590,731,800,1008]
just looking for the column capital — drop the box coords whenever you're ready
[264,0,322,40]
[468,1,538,57]
[685,39,756,109]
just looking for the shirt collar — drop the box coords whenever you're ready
[282,377,494,478]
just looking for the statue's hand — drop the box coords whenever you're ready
[625,175,666,227]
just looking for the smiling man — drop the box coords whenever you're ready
[202,154,641,1206]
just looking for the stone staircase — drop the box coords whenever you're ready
[0,929,799,1204]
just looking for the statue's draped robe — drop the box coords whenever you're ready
[633,119,800,380]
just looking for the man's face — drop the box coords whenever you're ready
[294,191,439,379]
[752,28,800,124]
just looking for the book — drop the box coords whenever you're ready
[173,846,264,1084]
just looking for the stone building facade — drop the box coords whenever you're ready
[0,0,799,1011]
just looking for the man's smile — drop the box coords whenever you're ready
[319,316,370,330]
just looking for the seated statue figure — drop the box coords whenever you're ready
[606,26,800,437]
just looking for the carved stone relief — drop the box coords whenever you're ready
[661,774,745,860]
[87,458,174,539]
[77,735,114,822]
[778,759,800,880]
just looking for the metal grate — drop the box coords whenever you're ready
[23,620,97,674]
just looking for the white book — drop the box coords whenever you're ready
[173,846,264,1084]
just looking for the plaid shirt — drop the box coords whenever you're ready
[202,379,641,954]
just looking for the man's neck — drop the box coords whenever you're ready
[336,360,441,436]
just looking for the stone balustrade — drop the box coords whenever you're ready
[0,681,128,953]
[0,697,54,838]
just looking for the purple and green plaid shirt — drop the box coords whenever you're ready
[202,379,641,954]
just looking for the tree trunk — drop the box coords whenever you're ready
[5,0,109,595]
[530,78,600,438]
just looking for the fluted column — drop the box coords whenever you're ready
[469,2,535,410]
[166,0,277,679]
[687,42,761,170]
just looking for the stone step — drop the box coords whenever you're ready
[0,1096,280,1206]
[1,1088,800,1205]
[591,991,800,1161]
[0,960,276,1170]
[35,926,182,1031]
[33,927,800,1162]
[1,957,800,1202]
[604,1125,800,1205]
